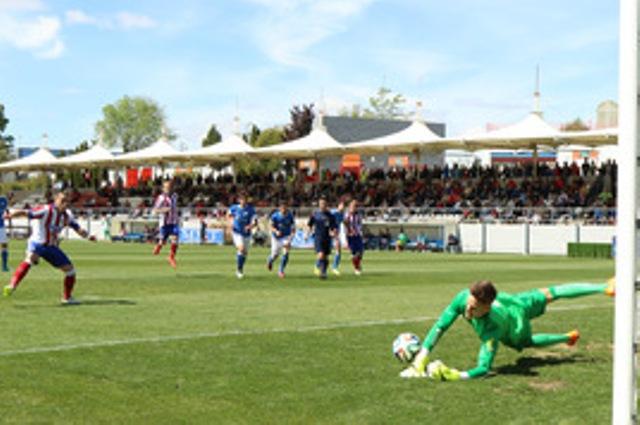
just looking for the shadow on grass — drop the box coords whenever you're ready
[495,353,586,377]
[76,299,137,306]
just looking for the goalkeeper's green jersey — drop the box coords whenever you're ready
[422,289,547,378]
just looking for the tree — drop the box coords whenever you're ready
[338,87,407,120]
[0,104,14,162]
[95,96,176,152]
[235,127,284,175]
[202,124,222,147]
[74,140,92,153]
[562,118,590,131]
[338,104,364,118]
[283,104,314,141]
[243,124,261,145]
[364,86,407,119]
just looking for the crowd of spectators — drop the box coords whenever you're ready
[43,159,617,223]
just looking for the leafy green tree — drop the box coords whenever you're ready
[202,124,222,147]
[235,128,283,175]
[0,104,15,162]
[74,140,93,153]
[364,86,407,119]
[95,96,176,152]
[562,118,589,131]
[243,124,261,145]
[338,87,407,120]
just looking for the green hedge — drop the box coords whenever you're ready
[567,242,612,258]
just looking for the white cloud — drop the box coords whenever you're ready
[65,9,157,30]
[65,9,98,26]
[115,12,157,29]
[246,0,375,67]
[0,0,43,12]
[0,12,64,59]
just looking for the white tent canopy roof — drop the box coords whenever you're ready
[254,128,344,158]
[178,134,255,162]
[556,127,618,147]
[113,139,180,165]
[345,120,462,153]
[0,147,59,171]
[55,144,114,167]
[461,112,562,149]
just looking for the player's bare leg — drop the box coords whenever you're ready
[4,252,38,297]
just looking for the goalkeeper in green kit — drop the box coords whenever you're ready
[400,278,615,381]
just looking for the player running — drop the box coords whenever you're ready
[330,201,345,275]
[0,196,10,272]
[227,194,257,279]
[3,191,96,305]
[307,197,337,280]
[400,278,615,380]
[343,199,364,275]
[267,201,295,279]
[152,180,180,269]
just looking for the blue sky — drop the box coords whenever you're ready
[0,0,618,150]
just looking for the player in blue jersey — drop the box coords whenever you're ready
[227,194,257,279]
[0,196,9,272]
[330,201,345,275]
[307,197,338,280]
[267,201,296,278]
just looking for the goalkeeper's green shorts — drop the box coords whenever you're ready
[516,290,548,320]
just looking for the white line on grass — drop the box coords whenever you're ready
[0,303,610,357]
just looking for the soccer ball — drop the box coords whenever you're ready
[392,332,421,363]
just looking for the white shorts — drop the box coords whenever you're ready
[270,235,292,256]
[0,228,7,244]
[232,232,251,250]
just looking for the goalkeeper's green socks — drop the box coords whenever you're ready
[531,330,580,347]
[548,283,607,300]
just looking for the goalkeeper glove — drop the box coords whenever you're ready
[399,348,429,378]
[428,361,462,381]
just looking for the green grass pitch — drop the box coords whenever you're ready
[0,241,615,424]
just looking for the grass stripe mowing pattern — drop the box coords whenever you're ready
[0,241,615,424]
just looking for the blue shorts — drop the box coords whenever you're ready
[314,237,332,255]
[347,235,364,255]
[160,224,180,241]
[28,242,71,268]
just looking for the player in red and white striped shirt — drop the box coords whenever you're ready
[3,191,96,304]
[343,199,364,275]
[152,180,180,268]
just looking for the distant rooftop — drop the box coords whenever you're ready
[323,116,446,145]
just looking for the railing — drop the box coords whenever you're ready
[62,206,617,225]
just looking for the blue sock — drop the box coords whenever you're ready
[280,253,289,273]
[333,253,341,269]
[1,249,7,270]
[237,253,246,271]
[315,258,322,269]
[267,255,273,266]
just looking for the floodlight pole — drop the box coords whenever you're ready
[613,0,639,423]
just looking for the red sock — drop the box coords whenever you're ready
[355,256,362,270]
[352,257,358,269]
[170,243,178,259]
[10,261,31,289]
[153,243,163,255]
[63,273,76,299]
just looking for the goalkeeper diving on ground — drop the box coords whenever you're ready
[396,278,615,381]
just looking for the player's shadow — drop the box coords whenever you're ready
[495,354,586,377]
[78,299,137,306]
